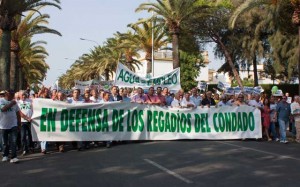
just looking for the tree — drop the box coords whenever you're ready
[126,19,168,74]
[180,51,204,91]
[0,0,61,90]
[136,0,209,70]
[185,2,244,87]
[10,8,61,90]
[230,0,300,93]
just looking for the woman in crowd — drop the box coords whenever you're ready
[262,98,272,141]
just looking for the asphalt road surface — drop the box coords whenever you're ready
[1,140,300,187]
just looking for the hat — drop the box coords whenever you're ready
[0,90,5,95]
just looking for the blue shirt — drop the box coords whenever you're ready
[276,101,291,121]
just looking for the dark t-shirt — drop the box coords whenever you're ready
[201,98,216,106]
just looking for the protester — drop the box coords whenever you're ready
[217,95,229,107]
[233,94,247,106]
[0,90,21,163]
[156,87,166,106]
[291,96,300,143]
[262,98,272,141]
[269,96,279,141]
[121,88,131,103]
[201,91,216,108]
[90,88,102,103]
[17,91,34,155]
[181,92,196,108]
[166,92,174,107]
[190,88,201,107]
[275,96,291,143]
[131,87,147,103]
[109,86,122,102]
[145,87,161,105]
[171,93,182,108]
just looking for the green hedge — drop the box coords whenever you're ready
[207,84,299,97]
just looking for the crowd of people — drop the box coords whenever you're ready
[0,85,299,164]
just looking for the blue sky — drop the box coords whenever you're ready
[34,0,223,86]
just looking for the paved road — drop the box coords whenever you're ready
[1,140,300,187]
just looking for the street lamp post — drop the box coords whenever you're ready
[80,38,100,46]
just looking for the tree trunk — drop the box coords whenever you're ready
[0,30,11,90]
[211,32,243,88]
[146,59,152,74]
[18,66,24,90]
[10,51,19,90]
[172,33,180,69]
[105,69,110,81]
[253,54,259,86]
[145,53,152,74]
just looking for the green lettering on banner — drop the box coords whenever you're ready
[176,112,181,132]
[170,113,177,132]
[138,110,144,132]
[195,114,201,132]
[131,110,139,132]
[60,109,68,132]
[87,109,96,132]
[47,108,57,132]
[81,109,88,132]
[237,113,243,131]
[205,113,211,132]
[224,113,232,132]
[96,109,102,132]
[127,110,131,132]
[180,113,187,133]
[249,112,255,131]
[40,108,48,132]
[153,111,159,132]
[117,69,124,81]
[171,74,177,84]
[213,113,219,132]
[75,109,82,132]
[165,112,171,132]
[147,110,153,132]
[112,110,119,132]
[102,109,109,132]
[186,113,192,133]
[231,112,237,131]
[69,109,76,132]
[218,113,225,132]
[158,111,165,132]
[242,112,248,131]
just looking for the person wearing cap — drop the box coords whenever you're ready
[17,91,34,155]
[275,96,291,143]
[0,90,21,163]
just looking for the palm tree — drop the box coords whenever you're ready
[0,0,61,90]
[18,39,49,88]
[136,0,209,69]
[10,8,61,90]
[126,19,168,74]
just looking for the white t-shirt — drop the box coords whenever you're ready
[171,99,181,108]
[248,100,263,109]
[291,102,300,121]
[0,98,20,129]
[181,99,195,108]
[17,99,33,122]
[90,96,102,103]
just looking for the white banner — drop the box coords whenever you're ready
[31,99,262,141]
[114,63,181,91]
